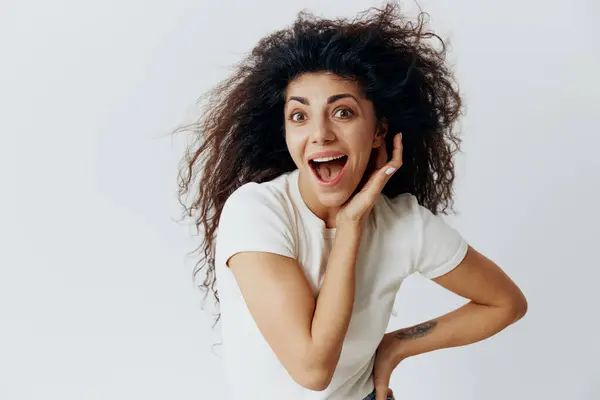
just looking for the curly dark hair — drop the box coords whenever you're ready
[174,1,463,326]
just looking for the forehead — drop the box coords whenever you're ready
[285,72,363,98]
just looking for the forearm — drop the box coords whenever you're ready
[308,223,362,375]
[387,301,525,363]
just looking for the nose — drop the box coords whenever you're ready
[310,119,335,145]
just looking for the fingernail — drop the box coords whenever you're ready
[385,167,396,175]
[399,132,402,139]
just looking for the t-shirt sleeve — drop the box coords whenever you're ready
[214,183,296,268]
[411,202,469,279]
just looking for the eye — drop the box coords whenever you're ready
[334,108,354,118]
[289,111,306,122]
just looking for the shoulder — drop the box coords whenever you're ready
[224,175,288,209]
[379,192,448,222]
[377,192,421,221]
[221,174,294,226]
[216,175,297,267]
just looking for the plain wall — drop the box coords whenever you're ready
[2,0,598,399]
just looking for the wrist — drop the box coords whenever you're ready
[336,220,364,236]
[383,332,410,365]
[336,212,368,230]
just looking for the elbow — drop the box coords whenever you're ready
[509,294,528,323]
[287,341,338,391]
[299,377,331,392]
[292,364,333,392]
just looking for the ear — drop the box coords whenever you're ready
[373,119,389,148]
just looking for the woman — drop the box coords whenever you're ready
[176,2,528,399]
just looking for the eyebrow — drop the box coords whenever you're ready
[286,93,359,107]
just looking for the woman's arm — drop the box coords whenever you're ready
[308,222,363,386]
[227,221,363,391]
[383,245,528,364]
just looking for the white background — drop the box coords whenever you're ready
[2,0,599,399]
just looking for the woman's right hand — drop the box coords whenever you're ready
[336,133,403,228]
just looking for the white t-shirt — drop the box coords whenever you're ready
[214,168,468,400]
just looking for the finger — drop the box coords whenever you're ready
[375,139,388,169]
[360,163,391,195]
[387,132,403,169]
[359,132,403,196]
[362,153,399,195]
[357,168,393,205]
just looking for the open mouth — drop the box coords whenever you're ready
[309,155,349,184]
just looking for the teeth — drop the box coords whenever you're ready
[312,155,346,163]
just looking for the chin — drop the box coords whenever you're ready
[318,194,348,209]
[312,183,355,208]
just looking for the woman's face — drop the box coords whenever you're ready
[284,72,386,211]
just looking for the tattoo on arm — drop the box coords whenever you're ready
[393,321,437,340]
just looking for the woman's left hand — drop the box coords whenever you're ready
[373,333,403,400]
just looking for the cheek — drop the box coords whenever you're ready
[346,125,375,149]
[349,137,375,166]
[284,134,305,164]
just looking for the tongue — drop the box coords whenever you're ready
[316,158,346,181]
